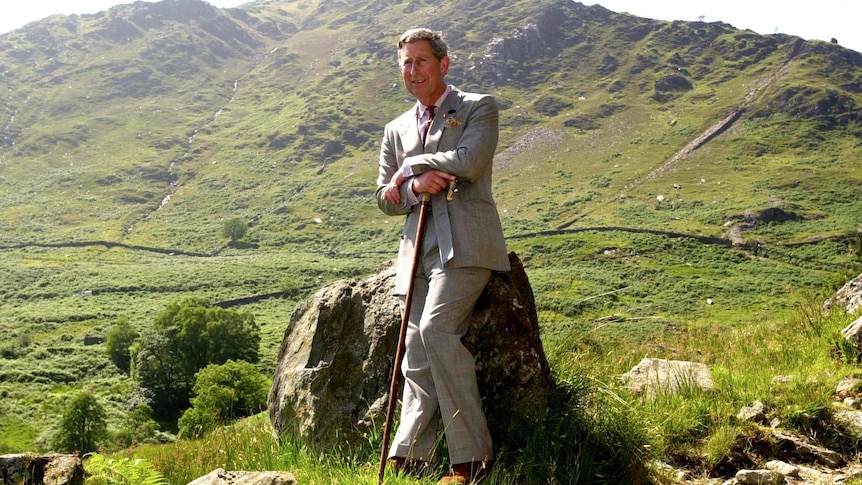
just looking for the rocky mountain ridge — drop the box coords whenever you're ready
[1,0,860,252]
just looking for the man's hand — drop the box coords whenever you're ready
[381,171,406,204]
[412,170,455,196]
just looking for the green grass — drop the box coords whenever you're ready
[119,377,652,484]
[82,275,860,484]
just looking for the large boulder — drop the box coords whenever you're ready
[268,252,555,453]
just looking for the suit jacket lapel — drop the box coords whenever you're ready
[425,89,462,154]
[398,109,423,157]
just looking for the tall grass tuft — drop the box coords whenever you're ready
[498,374,653,484]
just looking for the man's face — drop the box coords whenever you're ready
[399,39,449,106]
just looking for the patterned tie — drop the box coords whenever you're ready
[422,105,436,145]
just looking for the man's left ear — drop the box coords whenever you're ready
[440,56,450,76]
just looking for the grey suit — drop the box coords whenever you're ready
[376,87,510,465]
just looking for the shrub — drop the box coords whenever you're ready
[178,360,270,439]
[106,318,139,374]
[54,391,108,454]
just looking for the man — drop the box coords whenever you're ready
[375,28,510,484]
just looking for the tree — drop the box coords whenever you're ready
[178,360,270,438]
[105,317,139,373]
[222,217,248,243]
[54,391,107,454]
[134,299,261,420]
[132,328,187,419]
[113,403,160,448]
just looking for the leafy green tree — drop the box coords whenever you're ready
[222,217,248,243]
[134,299,260,419]
[54,391,108,454]
[113,403,160,448]
[132,329,186,419]
[178,360,270,438]
[105,317,139,373]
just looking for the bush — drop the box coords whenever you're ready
[178,360,270,439]
[106,318,139,374]
[113,403,160,449]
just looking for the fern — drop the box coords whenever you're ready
[84,454,167,485]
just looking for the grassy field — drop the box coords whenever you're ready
[90,260,860,484]
[2,224,860,483]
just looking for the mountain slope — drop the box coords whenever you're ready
[1,0,859,252]
[1,0,861,456]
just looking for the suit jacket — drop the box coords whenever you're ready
[376,87,510,294]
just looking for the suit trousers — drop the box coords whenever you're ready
[388,214,493,465]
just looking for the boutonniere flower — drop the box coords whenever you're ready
[443,109,461,128]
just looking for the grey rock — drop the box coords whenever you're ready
[623,358,714,396]
[836,376,862,399]
[735,469,784,485]
[187,468,297,485]
[0,453,83,485]
[841,315,862,356]
[833,409,862,439]
[268,252,555,453]
[765,460,799,477]
[737,401,766,423]
[772,430,844,469]
[824,271,862,315]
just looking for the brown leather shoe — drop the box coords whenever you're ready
[438,461,493,484]
[389,456,433,478]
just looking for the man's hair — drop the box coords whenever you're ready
[397,28,448,60]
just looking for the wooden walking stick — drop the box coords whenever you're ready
[377,192,431,485]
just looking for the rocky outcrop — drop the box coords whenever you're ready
[0,453,83,485]
[268,252,555,454]
[663,376,862,484]
[186,469,297,485]
[826,271,862,316]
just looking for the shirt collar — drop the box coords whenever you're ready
[417,86,452,118]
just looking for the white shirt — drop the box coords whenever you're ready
[401,87,452,207]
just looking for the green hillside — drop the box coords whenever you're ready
[1,0,861,478]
